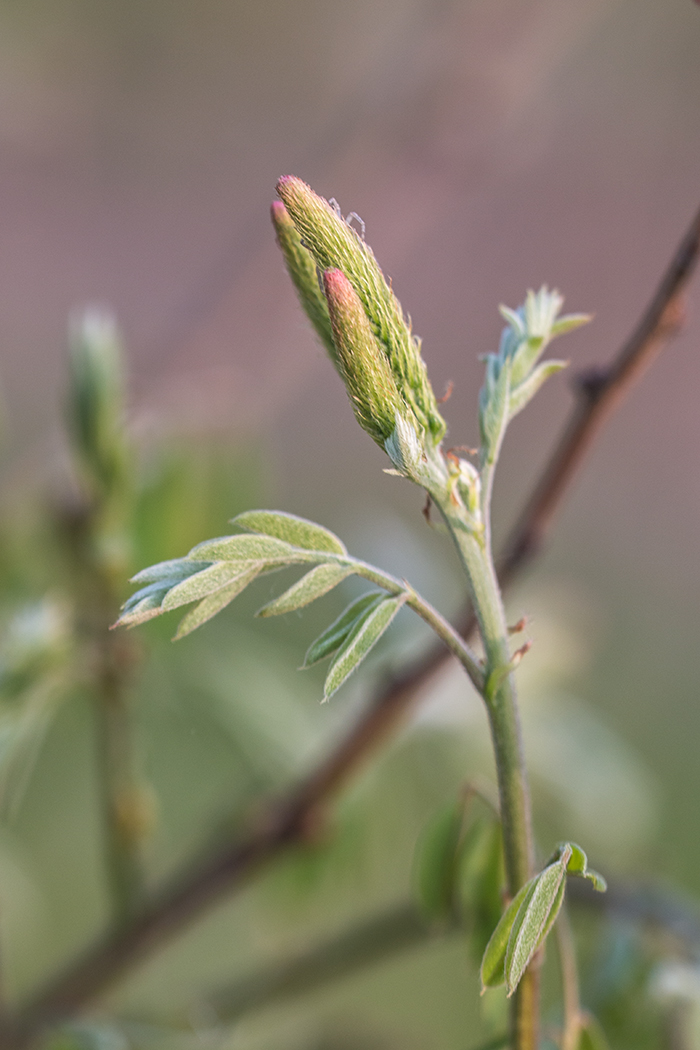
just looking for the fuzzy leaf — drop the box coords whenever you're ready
[323,594,406,699]
[118,582,173,626]
[510,335,545,388]
[163,562,263,612]
[174,566,262,639]
[130,558,211,585]
[303,591,386,668]
[256,563,354,617]
[508,360,568,420]
[188,533,315,564]
[232,510,347,555]
[498,304,525,338]
[564,842,607,892]
[504,845,571,996]
[537,876,566,950]
[415,801,465,922]
[480,878,535,990]
[479,356,510,461]
[550,313,591,338]
[585,870,607,893]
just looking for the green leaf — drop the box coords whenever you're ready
[174,565,263,639]
[585,870,607,892]
[564,842,588,876]
[323,594,407,699]
[563,841,607,892]
[130,558,211,585]
[162,562,262,612]
[480,878,535,990]
[232,510,347,555]
[302,591,386,667]
[415,800,466,922]
[458,817,505,959]
[118,582,173,626]
[256,563,354,617]
[498,304,525,338]
[188,533,316,563]
[479,355,510,462]
[504,845,571,996]
[508,360,567,420]
[509,334,545,388]
[550,313,591,338]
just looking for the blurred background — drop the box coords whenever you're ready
[1,1,700,1047]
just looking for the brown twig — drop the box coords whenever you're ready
[4,204,700,1049]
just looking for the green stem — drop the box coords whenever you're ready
[94,648,144,925]
[432,492,537,1050]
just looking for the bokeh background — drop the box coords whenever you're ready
[1,1,700,1047]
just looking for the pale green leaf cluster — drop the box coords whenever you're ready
[480,841,605,996]
[118,510,410,699]
[275,177,446,453]
[479,288,589,473]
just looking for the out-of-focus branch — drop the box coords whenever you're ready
[206,903,438,1024]
[147,880,700,1033]
[4,204,700,1050]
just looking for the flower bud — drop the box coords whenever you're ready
[276,176,446,445]
[323,269,405,446]
[270,201,336,363]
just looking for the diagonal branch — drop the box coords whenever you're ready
[5,203,700,1050]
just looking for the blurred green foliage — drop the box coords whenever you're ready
[0,318,696,1050]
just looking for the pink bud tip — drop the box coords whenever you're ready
[270,200,288,223]
[276,175,301,195]
[322,268,353,304]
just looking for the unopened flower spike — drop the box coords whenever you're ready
[323,268,407,447]
[276,176,446,446]
[271,201,337,364]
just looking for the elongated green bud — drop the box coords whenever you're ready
[68,309,128,500]
[271,201,336,362]
[323,268,405,446]
[276,176,446,444]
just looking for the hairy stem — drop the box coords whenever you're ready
[433,495,536,1050]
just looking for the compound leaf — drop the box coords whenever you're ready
[163,562,261,611]
[303,591,385,668]
[174,565,263,639]
[323,594,406,699]
[232,510,347,555]
[257,563,354,617]
[188,533,314,563]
